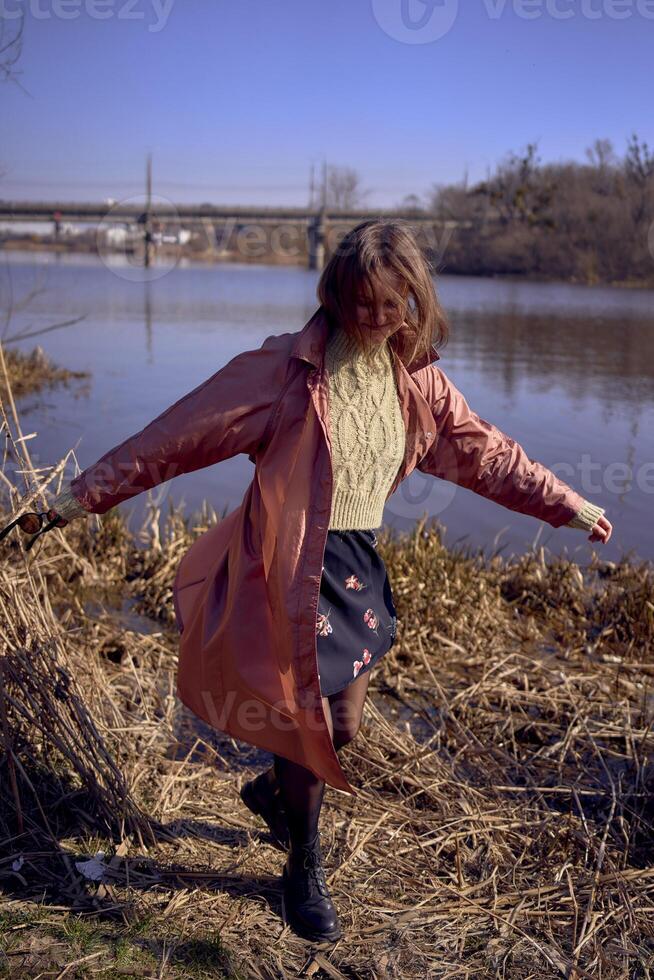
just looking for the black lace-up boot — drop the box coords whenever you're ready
[281,830,342,943]
[240,770,290,850]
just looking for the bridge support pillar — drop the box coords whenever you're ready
[307,209,327,270]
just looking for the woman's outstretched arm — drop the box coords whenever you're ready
[414,364,607,532]
[51,334,288,519]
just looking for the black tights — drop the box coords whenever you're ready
[264,668,372,849]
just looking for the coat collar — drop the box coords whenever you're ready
[291,307,440,375]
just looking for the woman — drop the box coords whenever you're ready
[50,219,612,944]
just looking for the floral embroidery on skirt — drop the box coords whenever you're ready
[314,528,398,697]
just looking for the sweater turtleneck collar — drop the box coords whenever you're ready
[326,328,390,368]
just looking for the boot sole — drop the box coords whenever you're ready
[239,780,290,850]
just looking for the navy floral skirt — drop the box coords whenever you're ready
[315,528,398,697]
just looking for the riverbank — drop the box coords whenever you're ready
[1,488,652,977]
[0,343,90,400]
[3,237,654,289]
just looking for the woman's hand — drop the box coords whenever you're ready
[588,514,612,544]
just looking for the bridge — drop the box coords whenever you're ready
[0,199,465,269]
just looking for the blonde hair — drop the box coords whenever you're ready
[316,218,449,369]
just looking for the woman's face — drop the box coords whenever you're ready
[355,274,407,344]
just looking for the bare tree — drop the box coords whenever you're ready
[0,11,25,88]
[624,132,654,226]
[0,10,25,183]
[397,193,427,213]
[324,166,371,210]
[625,133,654,186]
[583,138,619,198]
[585,137,617,171]
[485,142,557,227]
[428,180,479,222]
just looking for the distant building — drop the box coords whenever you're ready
[153,228,191,245]
[102,225,130,246]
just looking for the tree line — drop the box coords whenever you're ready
[328,135,654,286]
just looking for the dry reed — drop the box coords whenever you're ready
[0,344,89,401]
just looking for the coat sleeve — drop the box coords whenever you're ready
[63,336,288,516]
[414,364,588,528]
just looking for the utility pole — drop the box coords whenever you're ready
[144,152,153,267]
[308,158,328,270]
[309,162,315,210]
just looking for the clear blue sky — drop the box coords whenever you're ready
[2,0,651,208]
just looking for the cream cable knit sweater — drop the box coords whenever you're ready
[52,339,606,534]
[324,327,405,530]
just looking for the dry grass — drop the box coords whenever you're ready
[0,344,90,400]
[0,347,653,978]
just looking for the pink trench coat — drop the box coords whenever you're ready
[69,307,587,796]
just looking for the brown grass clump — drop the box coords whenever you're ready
[0,353,652,976]
[0,344,90,400]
